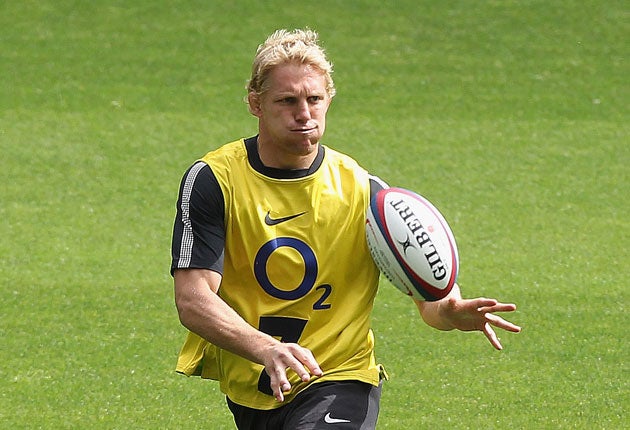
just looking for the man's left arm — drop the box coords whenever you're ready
[415,284,522,350]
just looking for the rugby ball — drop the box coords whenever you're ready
[365,187,459,301]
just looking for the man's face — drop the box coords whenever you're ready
[249,62,332,169]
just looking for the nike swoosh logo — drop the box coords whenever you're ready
[264,211,306,226]
[324,412,351,424]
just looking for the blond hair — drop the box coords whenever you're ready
[247,29,336,98]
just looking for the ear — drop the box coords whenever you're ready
[248,92,262,117]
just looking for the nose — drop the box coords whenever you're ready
[294,99,311,122]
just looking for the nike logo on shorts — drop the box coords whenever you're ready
[324,412,351,424]
[264,211,306,226]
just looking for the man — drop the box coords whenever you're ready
[171,29,521,429]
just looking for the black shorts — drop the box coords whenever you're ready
[226,380,382,430]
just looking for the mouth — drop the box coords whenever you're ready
[291,128,317,136]
[291,126,317,134]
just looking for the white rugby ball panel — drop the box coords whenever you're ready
[366,187,459,301]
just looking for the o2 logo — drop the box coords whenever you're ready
[254,237,331,310]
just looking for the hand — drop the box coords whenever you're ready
[261,342,323,402]
[439,296,522,350]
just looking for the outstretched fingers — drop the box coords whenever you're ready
[478,302,521,350]
[482,322,503,350]
[484,310,522,333]
[478,301,517,314]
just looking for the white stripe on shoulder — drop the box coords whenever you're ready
[178,161,206,268]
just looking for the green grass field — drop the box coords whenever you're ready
[1,1,627,428]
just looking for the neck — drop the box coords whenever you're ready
[256,136,319,170]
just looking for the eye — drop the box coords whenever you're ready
[277,97,297,104]
[308,95,324,103]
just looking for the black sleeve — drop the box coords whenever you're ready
[170,162,225,276]
[369,174,389,200]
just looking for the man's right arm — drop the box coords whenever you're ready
[173,268,278,366]
[173,268,323,402]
